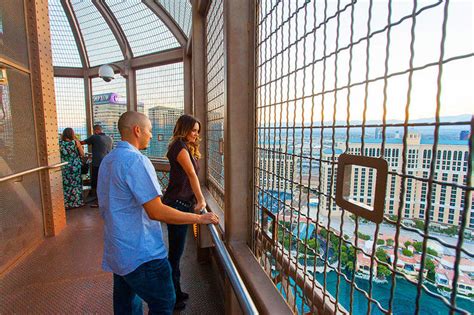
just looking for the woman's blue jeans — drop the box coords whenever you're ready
[166,199,194,297]
[113,258,175,315]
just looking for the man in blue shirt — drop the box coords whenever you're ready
[97,111,218,315]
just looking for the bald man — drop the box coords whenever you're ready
[97,111,218,315]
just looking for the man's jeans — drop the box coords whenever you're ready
[113,259,176,315]
[167,200,194,296]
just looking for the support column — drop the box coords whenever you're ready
[192,0,208,183]
[84,75,93,135]
[126,68,137,112]
[25,0,66,236]
[184,48,193,115]
[224,0,255,244]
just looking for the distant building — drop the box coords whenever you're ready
[320,131,473,229]
[257,145,297,193]
[147,105,183,157]
[92,93,144,144]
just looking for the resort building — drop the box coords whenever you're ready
[320,132,473,229]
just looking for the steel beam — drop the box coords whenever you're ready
[89,47,183,77]
[60,0,90,69]
[223,0,255,244]
[127,68,137,112]
[92,0,133,61]
[186,34,193,57]
[197,0,211,16]
[191,0,207,182]
[184,51,192,115]
[84,76,93,137]
[25,0,66,236]
[53,67,86,77]
[142,0,187,47]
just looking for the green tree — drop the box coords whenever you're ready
[375,248,388,263]
[412,241,423,253]
[386,239,394,246]
[377,265,391,278]
[377,239,385,245]
[427,247,439,257]
[414,219,425,230]
[357,232,371,241]
[425,258,436,282]
[404,241,412,248]
[320,228,328,239]
[402,248,413,257]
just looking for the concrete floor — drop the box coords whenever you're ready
[0,206,224,314]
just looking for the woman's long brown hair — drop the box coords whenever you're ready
[169,114,201,159]
[61,128,75,141]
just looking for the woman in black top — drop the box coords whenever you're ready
[163,114,206,310]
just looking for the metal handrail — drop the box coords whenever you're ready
[201,209,259,315]
[0,162,68,183]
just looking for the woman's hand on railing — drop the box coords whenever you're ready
[198,211,219,225]
[194,199,207,213]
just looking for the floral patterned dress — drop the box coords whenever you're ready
[59,140,83,208]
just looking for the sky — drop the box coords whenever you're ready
[257,0,473,125]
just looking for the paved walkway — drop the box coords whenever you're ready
[0,206,224,314]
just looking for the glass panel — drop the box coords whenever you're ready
[206,0,225,207]
[71,0,123,67]
[158,0,192,36]
[136,63,184,158]
[91,76,127,144]
[107,1,179,56]
[254,0,473,314]
[48,1,83,68]
[54,77,87,141]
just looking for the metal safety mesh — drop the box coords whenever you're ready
[48,1,83,68]
[106,1,179,57]
[205,0,225,209]
[54,77,87,141]
[157,0,192,36]
[71,0,123,67]
[253,1,473,314]
[136,63,184,158]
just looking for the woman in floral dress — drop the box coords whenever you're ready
[59,128,85,209]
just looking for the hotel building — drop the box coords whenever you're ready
[320,131,473,229]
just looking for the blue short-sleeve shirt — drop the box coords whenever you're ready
[97,141,167,276]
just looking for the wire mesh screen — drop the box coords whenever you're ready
[107,1,179,57]
[91,76,127,145]
[48,1,83,68]
[253,1,473,314]
[136,63,184,158]
[54,77,87,142]
[157,0,192,36]
[205,0,225,209]
[71,0,123,67]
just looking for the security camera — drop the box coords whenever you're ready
[98,64,115,82]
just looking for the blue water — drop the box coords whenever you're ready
[314,271,473,314]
